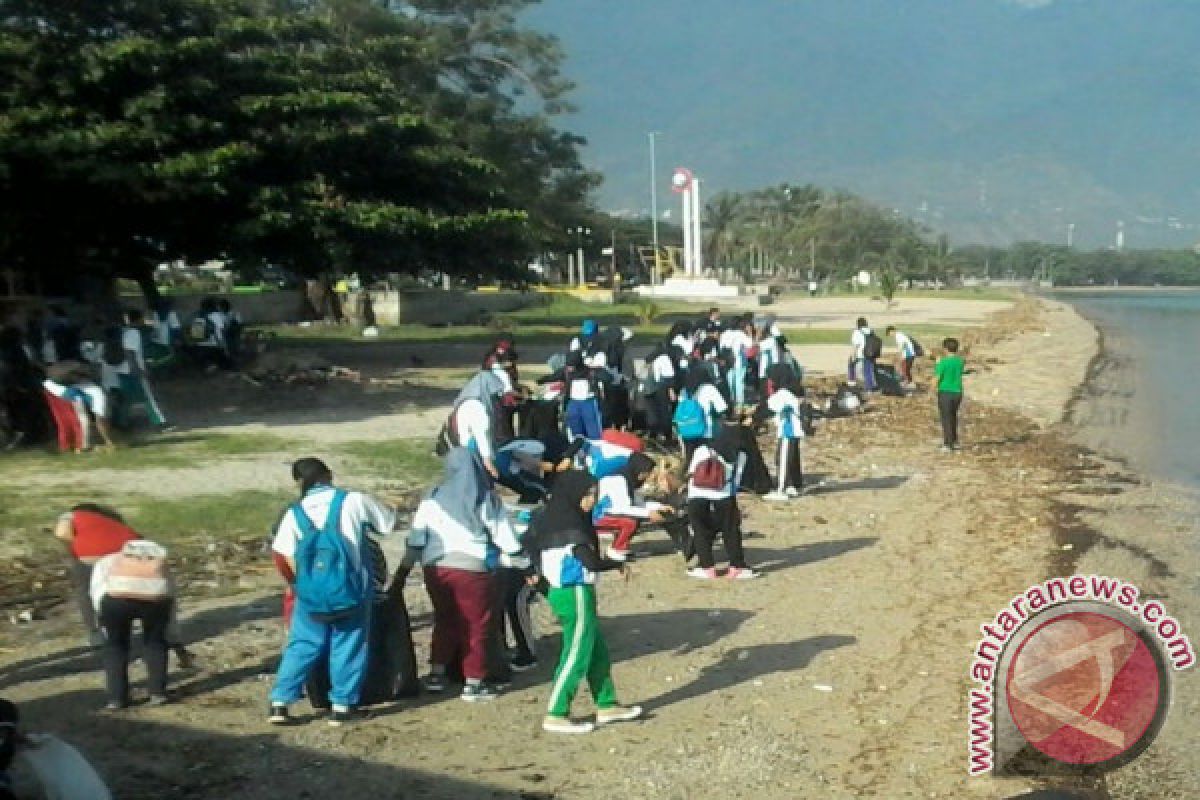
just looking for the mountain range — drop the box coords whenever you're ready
[527,0,1200,249]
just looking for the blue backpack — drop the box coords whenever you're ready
[292,490,365,620]
[673,391,707,441]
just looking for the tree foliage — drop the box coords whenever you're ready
[0,0,594,297]
[700,183,933,283]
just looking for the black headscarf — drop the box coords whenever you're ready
[685,364,713,395]
[711,423,742,463]
[529,470,597,553]
[620,452,656,493]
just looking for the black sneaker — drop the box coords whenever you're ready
[460,682,500,703]
[268,703,291,725]
[510,653,538,672]
[423,673,448,693]
[328,708,367,728]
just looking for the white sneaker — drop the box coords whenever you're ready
[543,716,595,735]
[686,567,718,580]
[607,548,629,562]
[596,705,643,726]
[726,567,760,581]
[763,491,789,502]
[785,487,801,498]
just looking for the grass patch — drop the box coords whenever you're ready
[0,431,302,476]
[123,490,294,548]
[338,438,442,485]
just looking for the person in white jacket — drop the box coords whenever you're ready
[395,447,528,703]
[763,373,809,501]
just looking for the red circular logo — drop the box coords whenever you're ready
[1006,611,1164,766]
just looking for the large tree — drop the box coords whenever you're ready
[0,0,591,300]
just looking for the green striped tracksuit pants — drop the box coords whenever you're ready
[546,585,617,718]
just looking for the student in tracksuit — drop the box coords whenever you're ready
[593,452,671,561]
[451,369,506,479]
[763,373,808,501]
[685,428,758,581]
[532,471,643,734]
[396,447,528,702]
[269,458,397,726]
[719,318,756,409]
[642,343,677,442]
[563,350,604,441]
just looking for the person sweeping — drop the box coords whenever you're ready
[529,470,642,734]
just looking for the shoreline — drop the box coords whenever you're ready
[1041,295,1200,798]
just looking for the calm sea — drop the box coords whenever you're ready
[1056,290,1200,489]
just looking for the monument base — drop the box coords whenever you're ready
[634,277,740,300]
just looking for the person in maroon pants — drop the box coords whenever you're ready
[394,448,528,703]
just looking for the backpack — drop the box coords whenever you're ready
[291,490,366,621]
[105,540,171,601]
[189,315,213,342]
[863,331,883,360]
[691,450,728,491]
[673,392,707,441]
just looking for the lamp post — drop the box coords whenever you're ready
[569,226,591,287]
[648,131,661,285]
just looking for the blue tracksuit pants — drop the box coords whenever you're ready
[271,599,371,709]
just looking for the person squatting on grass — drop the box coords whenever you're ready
[268,458,397,727]
[528,470,643,734]
[934,337,966,451]
[396,447,528,703]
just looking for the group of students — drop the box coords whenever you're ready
[19,302,972,779]
[0,296,250,453]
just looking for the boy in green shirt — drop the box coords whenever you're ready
[933,338,965,451]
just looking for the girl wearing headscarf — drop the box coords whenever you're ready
[641,341,677,442]
[681,368,729,460]
[451,369,507,478]
[530,471,642,734]
[593,452,671,561]
[684,426,757,580]
[667,321,696,383]
[396,448,528,703]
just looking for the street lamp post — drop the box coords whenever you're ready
[648,132,661,285]
[569,226,591,287]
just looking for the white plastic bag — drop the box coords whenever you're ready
[18,734,111,800]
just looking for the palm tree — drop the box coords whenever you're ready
[703,192,743,271]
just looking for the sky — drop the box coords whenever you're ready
[526,0,1200,248]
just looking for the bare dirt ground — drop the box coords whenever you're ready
[2,295,1194,799]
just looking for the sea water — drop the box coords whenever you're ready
[1057,290,1200,489]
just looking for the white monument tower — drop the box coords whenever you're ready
[638,166,736,298]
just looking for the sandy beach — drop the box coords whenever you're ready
[1,293,1195,798]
